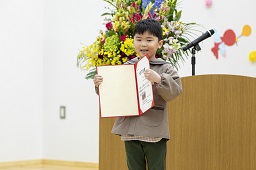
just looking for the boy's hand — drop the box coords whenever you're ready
[94,75,103,87]
[144,69,161,84]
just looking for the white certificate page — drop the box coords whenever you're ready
[135,57,154,113]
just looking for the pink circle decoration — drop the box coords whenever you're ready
[205,0,213,8]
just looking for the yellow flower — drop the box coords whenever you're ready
[162,27,169,36]
[113,21,120,32]
[120,37,135,56]
[122,57,128,63]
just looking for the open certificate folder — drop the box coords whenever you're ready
[97,56,154,118]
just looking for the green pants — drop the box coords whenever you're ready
[124,139,167,170]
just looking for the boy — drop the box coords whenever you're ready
[94,19,182,170]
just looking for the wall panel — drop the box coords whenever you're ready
[100,75,256,170]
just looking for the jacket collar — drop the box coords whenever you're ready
[127,57,168,65]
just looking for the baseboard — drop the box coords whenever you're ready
[0,160,42,167]
[42,159,98,168]
[0,159,98,168]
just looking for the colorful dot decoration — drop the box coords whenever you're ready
[211,25,256,63]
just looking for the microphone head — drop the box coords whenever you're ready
[209,29,215,36]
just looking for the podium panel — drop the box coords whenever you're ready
[99,75,256,170]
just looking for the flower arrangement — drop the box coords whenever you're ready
[77,0,198,79]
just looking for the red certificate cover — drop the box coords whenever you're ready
[96,56,154,118]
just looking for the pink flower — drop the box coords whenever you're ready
[120,34,127,42]
[131,2,140,10]
[106,22,113,30]
[101,39,105,44]
[130,13,142,23]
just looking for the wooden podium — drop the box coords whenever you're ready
[99,75,256,170]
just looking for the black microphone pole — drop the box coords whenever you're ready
[191,48,196,76]
[191,44,201,76]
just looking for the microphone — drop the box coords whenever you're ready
[182,29,215,51]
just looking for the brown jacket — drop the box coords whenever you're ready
[110,58,182,140]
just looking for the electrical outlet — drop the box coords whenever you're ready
[60,106,66,119]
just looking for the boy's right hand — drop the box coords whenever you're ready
[93,75,103,87]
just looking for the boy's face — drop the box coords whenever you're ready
[133,31,163,60]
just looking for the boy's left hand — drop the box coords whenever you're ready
[144,69,161,84]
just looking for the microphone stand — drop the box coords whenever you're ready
[191,44,201,76]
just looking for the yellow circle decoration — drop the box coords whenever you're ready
[248,51,256,62]
[242,25,252,37]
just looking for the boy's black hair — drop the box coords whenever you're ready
[133,19,162,40]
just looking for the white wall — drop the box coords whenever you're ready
[0,0,43,161]
[0,0,255,164]
[178,0,256,77]
[42,0,106,163]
